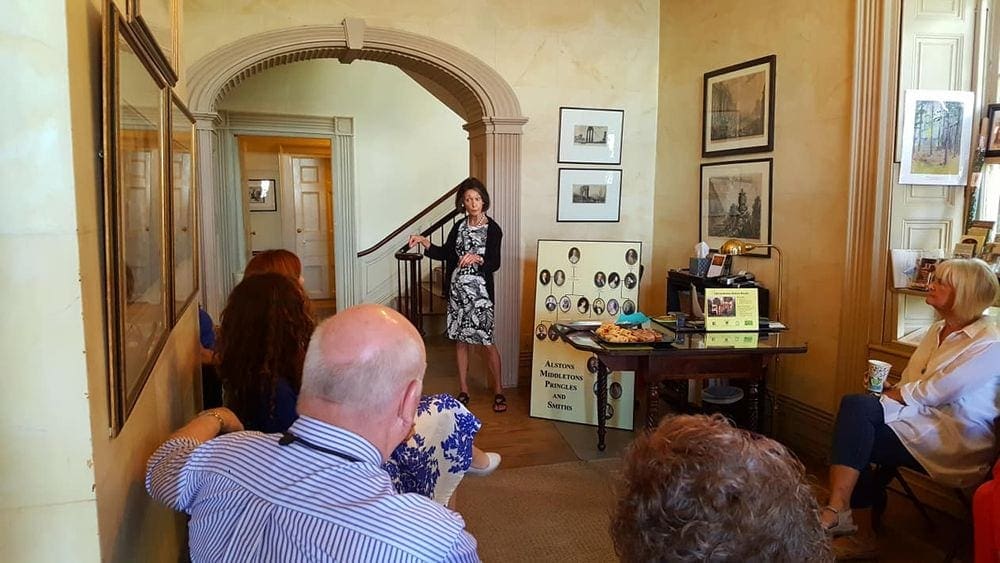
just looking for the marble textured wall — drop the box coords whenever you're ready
[183,0,662,356]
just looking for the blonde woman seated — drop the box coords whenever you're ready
[822,258,1000,559]
[611,414,830,562]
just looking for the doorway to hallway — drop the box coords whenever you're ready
[239,135,336,312]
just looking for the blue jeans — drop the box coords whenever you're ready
[830,394,925,508]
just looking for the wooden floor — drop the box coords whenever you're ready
[419,332,972,561]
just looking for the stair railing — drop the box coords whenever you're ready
[355,183,463,331]
[394,208,462,332]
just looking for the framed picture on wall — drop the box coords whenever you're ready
[248,178,278,212]
[557,107,624,165]
[556,168,622,222]
[702,55,776,157]
[986,104,1000,158]
[699,159,773,257]
[898,89,975,185]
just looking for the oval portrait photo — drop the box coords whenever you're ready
[559,295,572,312]
[539,269,551,286]
[608,272,621,289]
[592,298,605,316]
[624,272,637,289]
[622,299,636,315]
[625,248,638,266]
[535,323,547,340]
[587,356,600,374]
[577,296,590,314]
[593,271,606,288]
[545,295,557,312]
[607,299,620,316]
[610,381,623,400]
[568,247,581,264]
[553,269,566,286]
[547,325,560,341]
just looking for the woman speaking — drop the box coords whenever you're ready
[409,177,507,413]
[823,258,1000,559]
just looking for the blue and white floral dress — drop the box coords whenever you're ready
[384,393,482,506]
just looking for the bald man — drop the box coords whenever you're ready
[146,304,479,562]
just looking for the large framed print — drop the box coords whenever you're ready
[530,240,641,430]
[557,168,622,222]
[700,159,773,257]
[248,178,278,212]
[703,55,776,157]
[103,2,171,433]
[898,89,974,186]
[557,107,624,165]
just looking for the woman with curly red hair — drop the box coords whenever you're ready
[216,273,314,433]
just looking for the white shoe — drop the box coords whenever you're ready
[468,452,501,476]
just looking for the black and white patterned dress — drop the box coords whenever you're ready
[446,220,495,345]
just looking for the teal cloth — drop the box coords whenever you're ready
[617,312,649,325]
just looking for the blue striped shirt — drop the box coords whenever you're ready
[146,415,479,562]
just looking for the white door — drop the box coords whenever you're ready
[290,155,333,299]
[888,0,976,339]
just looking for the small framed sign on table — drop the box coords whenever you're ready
[704,288,759,331]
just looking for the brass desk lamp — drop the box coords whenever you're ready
[719,239,783,321]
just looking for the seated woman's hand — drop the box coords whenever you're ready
[408,235,429,249]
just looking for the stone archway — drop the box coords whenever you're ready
[187,19,527,387]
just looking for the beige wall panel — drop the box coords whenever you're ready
[656,0,854,412]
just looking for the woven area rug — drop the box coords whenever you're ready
[454,459,622,562]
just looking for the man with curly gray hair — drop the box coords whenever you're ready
[611,414,831,562]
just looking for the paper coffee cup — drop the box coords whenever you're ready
[866,359,891,393]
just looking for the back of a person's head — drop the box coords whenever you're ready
[301,304,426,412]
[611,414,830,562]
[217,273,314,422]
[244,249,302,281]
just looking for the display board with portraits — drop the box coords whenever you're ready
[529,240,641,429]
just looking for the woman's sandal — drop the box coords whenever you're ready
[492,393,508,413]
[821,505,858,537]
[456,392,470,406]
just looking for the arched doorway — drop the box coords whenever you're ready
[187,19,527,387]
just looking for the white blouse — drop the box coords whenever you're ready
[882,317,1000,488]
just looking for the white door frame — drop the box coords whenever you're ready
[219,111,356,313]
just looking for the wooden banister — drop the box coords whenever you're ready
[356,184,462,257]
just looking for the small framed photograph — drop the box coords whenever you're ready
[702,55,776,157]
[909,258,941,290]
[248,178,277,212]
[700,158,773,257]
[705,253,732,278]
[557,168,622,222]
[557,107,624,165]
[986,104,1000,158]
[898,89,975,185]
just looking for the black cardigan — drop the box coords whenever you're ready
[424,218,502,303]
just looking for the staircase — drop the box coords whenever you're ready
[356,182,463,334]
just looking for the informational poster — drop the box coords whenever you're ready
[529,240,641,429]
[704,288,759,331]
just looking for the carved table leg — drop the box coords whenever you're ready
[747,380,760,432]
[597,360,608,451]
[646,380,659,430]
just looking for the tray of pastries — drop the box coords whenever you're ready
[592,322,673,348]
